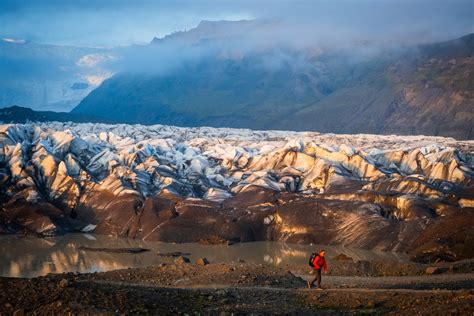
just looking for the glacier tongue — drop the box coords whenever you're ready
[1,122,473,200]
[0,122,473,261]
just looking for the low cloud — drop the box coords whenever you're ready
[1,0,472,80]
[0,0,472,47]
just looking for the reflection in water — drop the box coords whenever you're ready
[0,234,410,278]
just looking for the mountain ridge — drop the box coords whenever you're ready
[0,105,113,124]
[73,32,473,139]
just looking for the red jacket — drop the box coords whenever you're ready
[312,255,327,272]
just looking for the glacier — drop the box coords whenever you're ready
[0,122,473,262]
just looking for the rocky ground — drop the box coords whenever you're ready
[1,261,473,315]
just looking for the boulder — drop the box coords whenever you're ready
[58,278,69,288]
[174,256,190,265]
[425,267,448,275]
[196,257,210,266]
[13,309,25,316]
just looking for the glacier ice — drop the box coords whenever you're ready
[0,122,473,256]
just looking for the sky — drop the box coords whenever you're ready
[0,0,473,47]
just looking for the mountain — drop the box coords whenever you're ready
[0,39,114,112]
[72,21,474,139]
[284,34,474,138]
[0,106,112,124]
[151,19,279,45]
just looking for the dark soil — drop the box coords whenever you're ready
[1,262,473,315]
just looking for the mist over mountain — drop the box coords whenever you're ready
[1,16,472,139]
[1,0,472,47]
[0,39,115,112]
[71,20,474,139]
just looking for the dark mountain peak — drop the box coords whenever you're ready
[195,19,272,29]
[0,105,112,124]
[0,105,34,114]
[151,19,278,45]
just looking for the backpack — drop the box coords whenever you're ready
[308,253,319,267]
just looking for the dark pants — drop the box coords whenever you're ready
[309,268,322,288]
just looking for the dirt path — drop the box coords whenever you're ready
[1,263,473,315]
[297,272,474,290]
[91,271,474,291]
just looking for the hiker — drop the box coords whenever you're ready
[307,249,327,289]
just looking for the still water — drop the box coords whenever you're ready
[0,234,409,278]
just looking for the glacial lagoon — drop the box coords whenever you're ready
[0,233,411,278]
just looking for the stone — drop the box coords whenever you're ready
[58,278,69,288]
[196,257,210,266]
[13,309,25,316]
[174,256,190,265]
[169,265,177,271]
[425,267,447,275]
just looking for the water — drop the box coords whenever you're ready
[0,234,410,278]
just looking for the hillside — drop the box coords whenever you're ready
[285,34,474,138]
[72,23,474,139]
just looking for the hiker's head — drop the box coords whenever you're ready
[319,249,325,257]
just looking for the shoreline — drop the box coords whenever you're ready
[2,233,473,280]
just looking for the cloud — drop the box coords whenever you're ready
[1,0,472,83]
[76,53,116,68]
[0,0,472,47]
[84,74,114,86]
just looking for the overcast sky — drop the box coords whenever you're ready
[1,0,473,47]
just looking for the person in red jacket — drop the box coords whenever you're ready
[308,249,328,289]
